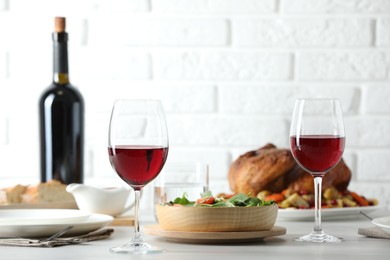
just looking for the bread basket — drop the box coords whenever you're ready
[155,203,278,232]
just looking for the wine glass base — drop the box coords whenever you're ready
[294,232,343,243]
[110,242,163,254]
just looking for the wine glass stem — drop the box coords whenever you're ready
[313,176,323,233]
[132,189,143,243]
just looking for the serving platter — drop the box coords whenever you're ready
[278,205,383,221]
[144,224,286,244]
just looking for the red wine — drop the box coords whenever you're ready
[108,145,168,189]
[39,17,84,184]
[290,135,345,174]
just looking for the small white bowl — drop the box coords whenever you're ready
[66,184,134,217]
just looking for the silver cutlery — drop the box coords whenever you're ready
[0,225,74,241]
[359,210,373,221]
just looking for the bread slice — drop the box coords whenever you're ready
[0,184,27,204]
[21,180,75,203]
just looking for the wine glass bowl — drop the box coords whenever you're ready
[290,98,345,243]
[108,145,168,190]
[290,135,345,176]
[108,99,169,254]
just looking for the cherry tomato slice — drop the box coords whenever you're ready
[196,196,215,204]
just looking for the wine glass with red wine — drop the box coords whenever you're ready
[290,98,345,243]
[108,99,169,254]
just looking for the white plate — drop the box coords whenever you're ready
[0,213,113,238]
[278,205,383,221]
[372,216,390,233]
[0,209,91,225]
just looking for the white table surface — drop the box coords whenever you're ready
[2,210,390,260]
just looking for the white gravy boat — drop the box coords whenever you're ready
[66,183,134,217]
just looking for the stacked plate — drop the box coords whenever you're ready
[372,216,390,233]
[0,209,113,238]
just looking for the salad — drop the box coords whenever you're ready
[163,191,275,207]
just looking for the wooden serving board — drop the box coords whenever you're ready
[144,225,286,244]
[110,216,135,226]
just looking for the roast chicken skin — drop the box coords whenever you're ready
[228,144,351,195]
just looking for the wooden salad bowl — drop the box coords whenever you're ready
[155,203,278,232]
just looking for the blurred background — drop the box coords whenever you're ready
[0,0,389,211]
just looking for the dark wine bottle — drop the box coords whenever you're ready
[39,17,84,184]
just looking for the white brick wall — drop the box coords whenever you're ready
[88,17,229,46]
[154,51,292,80]
[153,0,276,13]
[297,51,390,80]
[378,18,390,46]
[0,0,389,211]
[363,84,390,113]
[233,18,373,47]
[280,0,390,13]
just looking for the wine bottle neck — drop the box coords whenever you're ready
[52,32,70,84]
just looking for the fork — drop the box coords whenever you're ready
[0,225,74,241]
[359,211,373,221]
[40,226,74,241]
